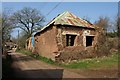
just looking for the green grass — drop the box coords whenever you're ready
[17,49,118,69]
[60,53,118,69]
[17,49,55,65]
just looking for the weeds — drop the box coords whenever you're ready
[17,49,118,69]
[17,49,55,65]
[61,52,118,69]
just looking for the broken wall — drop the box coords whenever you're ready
[56,26,114,62]
[55,25,97,62]
[56,25,96,50]
[34,25,103,62]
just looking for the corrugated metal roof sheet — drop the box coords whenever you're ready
[35,11,95,35]
[54,11,94,28]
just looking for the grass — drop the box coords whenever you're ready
[17,49,118,69]
[17,49,55,65]
[60,53,118,69]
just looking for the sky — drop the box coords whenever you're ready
[1,0,119,2]
[2,2,118,38]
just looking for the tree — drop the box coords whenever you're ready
[1,9,14,44]
[115,15,120,50]
[94,16,110,31]
[112,14,120,37]
[11,7,45,38]
[116,17,120,37]
[0,15,2,39]
[17,31,28,48]
[0,9,14,55]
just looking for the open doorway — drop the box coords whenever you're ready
[66,34,77,46]
[86,36,94,47]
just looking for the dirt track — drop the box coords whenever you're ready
[9,52,85,79]
[7,51,118,79]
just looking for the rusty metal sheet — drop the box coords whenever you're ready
[54,11,94,28]
[35,11,94,35]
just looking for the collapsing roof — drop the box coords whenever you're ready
[35,11,95,35]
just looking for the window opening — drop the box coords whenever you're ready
[86,36,94,47]
[66,34,77,46]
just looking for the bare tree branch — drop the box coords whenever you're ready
[94,16,110,31]
[11,7,45,38]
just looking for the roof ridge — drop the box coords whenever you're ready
[54,11,70,21]
[45,11,69,26]
[35,11,69,34]
[34,11,94,36]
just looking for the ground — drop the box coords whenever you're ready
[4,50,118,79]
[9,52,84,78]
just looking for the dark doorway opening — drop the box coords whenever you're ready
[86,36,94,47]
[66,34,77,46]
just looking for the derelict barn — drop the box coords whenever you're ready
[34,11,99,62]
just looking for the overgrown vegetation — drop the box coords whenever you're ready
[60,52,118,69]
[107,32,117,38]
[17,49,118,69]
